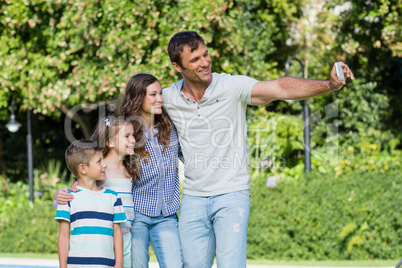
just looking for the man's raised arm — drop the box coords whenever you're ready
[251,61,355,105]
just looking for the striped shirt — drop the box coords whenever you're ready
[55,186,126,268]
[103,173,134,234]
[132,122,182,217]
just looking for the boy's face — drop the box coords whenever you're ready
[84,151,107,181]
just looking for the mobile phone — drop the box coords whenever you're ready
[335,62,345,81]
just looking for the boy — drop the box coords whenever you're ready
[55,140,126,268]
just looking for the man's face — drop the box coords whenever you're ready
[174,43,212,85]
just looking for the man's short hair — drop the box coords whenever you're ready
[65,140,102,178]
[167,31,205,68]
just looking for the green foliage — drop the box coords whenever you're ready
[0,180,29,217]
[332,148,402,178]
[309,79,396,151]
[0,199,59,253]
[248,169,402,260]
[289,0,402,150]
[0,163,71,253]
[331,0,402,141]
[0,0,301,118]
[247,106,304,171]
[34,159,74,200]
[246,102,402,180]
[1,0,401,185]
[0,161,401,258]
[309,145,402,179]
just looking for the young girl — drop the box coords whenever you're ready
[121,73,183,268]
[56,115,147,268]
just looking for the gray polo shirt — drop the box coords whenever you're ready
[163,73,258,196]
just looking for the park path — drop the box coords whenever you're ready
[0,257,395,268]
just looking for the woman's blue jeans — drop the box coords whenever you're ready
[131,212,183,268]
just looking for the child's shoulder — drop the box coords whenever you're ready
[103,188,119,196]
[71,187,117,197]
[68,188,82,194]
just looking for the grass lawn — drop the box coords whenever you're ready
[0,253,399,267]
[246,259,399,267]
[0,253,58,259]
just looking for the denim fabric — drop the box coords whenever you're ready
[131,211,182,268]
[179,190,251,268]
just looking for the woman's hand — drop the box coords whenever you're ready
[54,181,79,205]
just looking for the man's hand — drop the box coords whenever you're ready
[329,61,355,91]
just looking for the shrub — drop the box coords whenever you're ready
[247,106,304,171]
[0,199,59,253]
[0,163,71,253]
[1,167,401,258]
[247,169,402,260]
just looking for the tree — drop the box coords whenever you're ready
[0,0,302,132]
[0,0,302,179]
[1,0,400,180]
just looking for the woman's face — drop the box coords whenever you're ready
[141,81,163,116]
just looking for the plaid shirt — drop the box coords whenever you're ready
[132,123,183,217]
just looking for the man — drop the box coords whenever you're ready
[162,31,354,268]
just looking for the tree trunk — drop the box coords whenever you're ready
[60,104,95,139]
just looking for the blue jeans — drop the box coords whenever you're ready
[179,190,251,268]
[131,212,183,268]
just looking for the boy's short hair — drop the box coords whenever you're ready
[65,140,103,178]
[167,31,205,68]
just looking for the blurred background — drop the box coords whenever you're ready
[0,0,401,262]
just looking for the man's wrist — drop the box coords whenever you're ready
[326,80,335,92]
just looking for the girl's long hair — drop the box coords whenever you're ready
[91,115,146,182]
[120,73,171,152]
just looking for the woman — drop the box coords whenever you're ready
[121,73,183,268]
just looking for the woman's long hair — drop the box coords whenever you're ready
[120,73,171,152]
[91,115,144,182]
